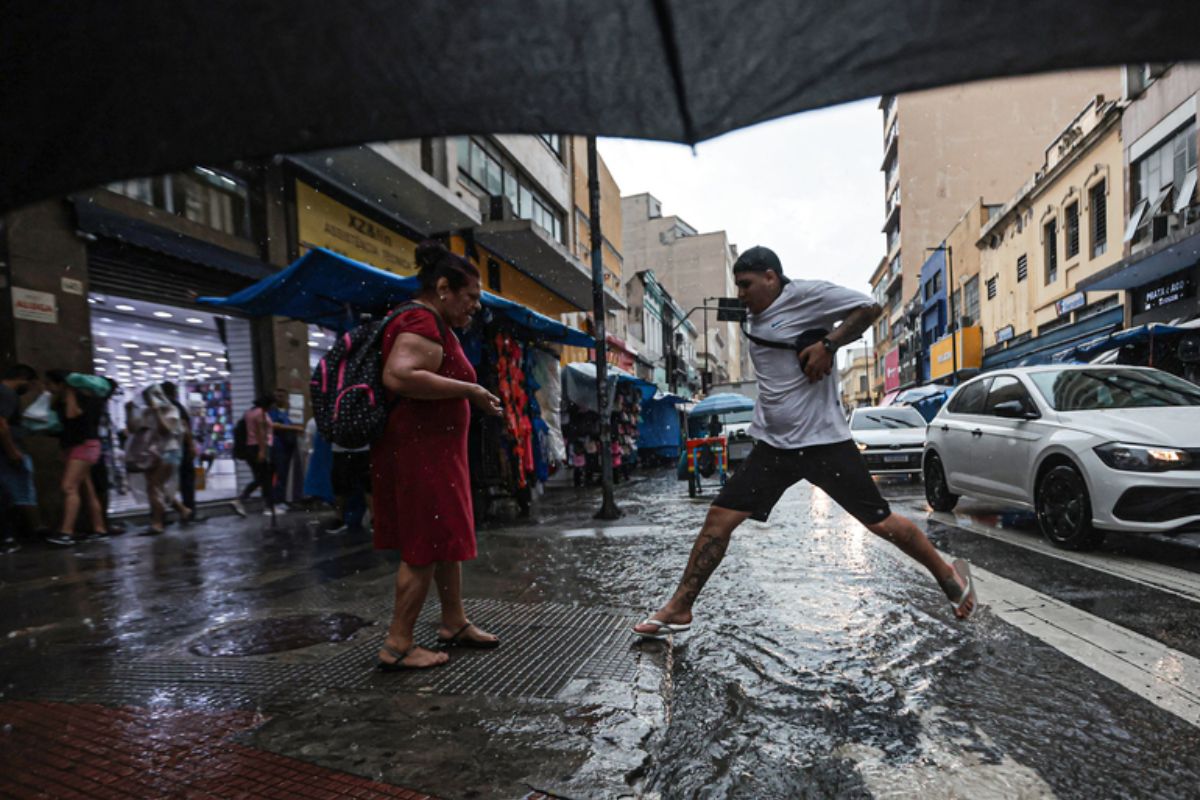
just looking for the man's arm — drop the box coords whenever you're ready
[798,303,882,383]
[0,419,22,464]
[827,303,882,350]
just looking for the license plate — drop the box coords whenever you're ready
[883,454,909,463]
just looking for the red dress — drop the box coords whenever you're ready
[371,308,476,565]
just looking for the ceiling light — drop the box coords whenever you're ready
[307,341,319,347]
[196,351,212,357]
[93,359,107,364]
[115,304,136,312]
[122,343,140,348]
[133,361,149,366]
[179,354,195,360]
[312,331,325,338]
[139,351,156,357]
[155,359,171,364]
[153,311,173,319]
[186,318,204,325]
[96,347,114,353]
[160,347,176,353]
[88,298,97,304]
[100,317,114,323]
[94,366,105,372]
[115,355,132,361]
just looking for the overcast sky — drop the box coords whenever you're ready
[599,98,885,299]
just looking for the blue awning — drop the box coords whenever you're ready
[197,247,594,346]
[1071,323,1192,358]
[1079,228,1200,292]
[982,306,1123,370]
[563,362,658,403]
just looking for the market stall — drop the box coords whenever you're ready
[638,392,688,464]
[560,362,656,486]
[199,247,593,521]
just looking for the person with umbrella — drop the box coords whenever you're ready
[634,246,976,639]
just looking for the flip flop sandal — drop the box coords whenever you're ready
[376,643,447,672]
[633,618,692,640]
[950,559,978,620]
[436,622,501,650]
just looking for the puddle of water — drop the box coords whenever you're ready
[189,613,371,657]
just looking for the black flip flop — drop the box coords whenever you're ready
[376,643,447,672]
[436,622,501,650]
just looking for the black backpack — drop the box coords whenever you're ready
[232,416,251,461]
[310,302,449,449]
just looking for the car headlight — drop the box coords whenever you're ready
[1093,442,1192,472]
[855,441,869,452]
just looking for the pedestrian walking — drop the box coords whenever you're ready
[0,364,44,550]
[91,377,126,536]
[327,442,371,533]
[373,241,503,671]
[231,395,275,517]
[633,246,976,640]
[44,370,108,546]
[268,388,304,508]
[160,381,196,517]
[126,385,193,536]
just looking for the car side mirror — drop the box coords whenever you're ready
[993,399,1038,419]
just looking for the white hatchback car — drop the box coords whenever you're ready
[849,405,927,479]
[923,365,1200,550]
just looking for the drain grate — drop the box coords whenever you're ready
[9,600,643,709]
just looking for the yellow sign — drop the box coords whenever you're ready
[295,181,417,275]
[929,326,983,380]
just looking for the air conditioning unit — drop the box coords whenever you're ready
[487,194,514,222]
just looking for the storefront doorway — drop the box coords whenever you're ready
[88,293,257,514]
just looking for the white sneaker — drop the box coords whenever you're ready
[230,499,247,517]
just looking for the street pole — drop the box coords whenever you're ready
[587,136,620,519]
[702,298,709,394]
[946,245,957,385]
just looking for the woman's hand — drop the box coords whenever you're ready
[469,385,503,417]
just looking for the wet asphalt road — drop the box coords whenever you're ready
[3,469,1200,799]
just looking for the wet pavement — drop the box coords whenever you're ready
[3,470,1200,798]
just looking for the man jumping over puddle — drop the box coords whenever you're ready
[634,246,976,640]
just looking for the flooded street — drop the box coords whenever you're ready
[4,469,1200,798]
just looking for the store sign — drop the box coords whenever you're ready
[884,347,901,392]
[996,325,1015,343]
[295,181,418,275]
[1137,271,1194,313]
[929,326,983,381]
[1055,291,1086,316]
[11,287,57,324]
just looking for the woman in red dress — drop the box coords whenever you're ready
[374,242,504,671]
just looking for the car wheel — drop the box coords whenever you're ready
[924,453,958,512]
[1036,464,1104,551]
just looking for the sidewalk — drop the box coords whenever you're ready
[0,476,676,800]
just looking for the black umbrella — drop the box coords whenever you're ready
[3,0,1199,213]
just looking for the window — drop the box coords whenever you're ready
[963,277,979,326]
[1044,219,1058,284]
[108,167,251,238]
[458,136,566,243]
[851,407,926,429]
[947,378,991,414]
[985,376,1035,415]
[1030,368,1200,410]
[539,134,562,158]
[859,375,869,393]
[1065,202,1080,258]
[1132,119,1197,208]
[1090,181,1108,258]
[986,276,998,300]
[487,258,502,292]
[1016,254,1028,282]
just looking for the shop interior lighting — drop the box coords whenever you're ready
[133,361,149,366]
[160,347,176,353]
[96,347,114,353]
[307,341,319,347]
[186,318,204,324]
[87,298,97,304]
[94,366,105,372]
[155,359,171,364]
[122,342,140,348]
[93,359,107,364]
[139,351,156,357]
[115,355,132,361]
[115,304,136,312]
[179,354,195,360]
[153,311,173,318]
[100,317,114,323]
[196,351,212,357]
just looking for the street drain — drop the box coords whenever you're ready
[189,613,372,657]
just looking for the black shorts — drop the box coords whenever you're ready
[331,451,372,497]
[712,439,891,525]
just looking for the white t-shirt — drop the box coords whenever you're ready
[745,279,874,449]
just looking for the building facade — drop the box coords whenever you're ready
[620,193,750,390]
[978,96,1126,368]
[874,69,1123,385]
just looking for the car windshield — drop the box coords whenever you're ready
[851,408,926,429]
[1029,368,1200,410]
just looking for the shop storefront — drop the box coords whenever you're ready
[88,294,258,513]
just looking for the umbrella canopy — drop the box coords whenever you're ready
[689,393,755,417]
[4,2,1199,212]
[197,247,594,346]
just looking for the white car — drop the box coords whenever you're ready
[849,406,927,479]
[923,365,1200,550]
